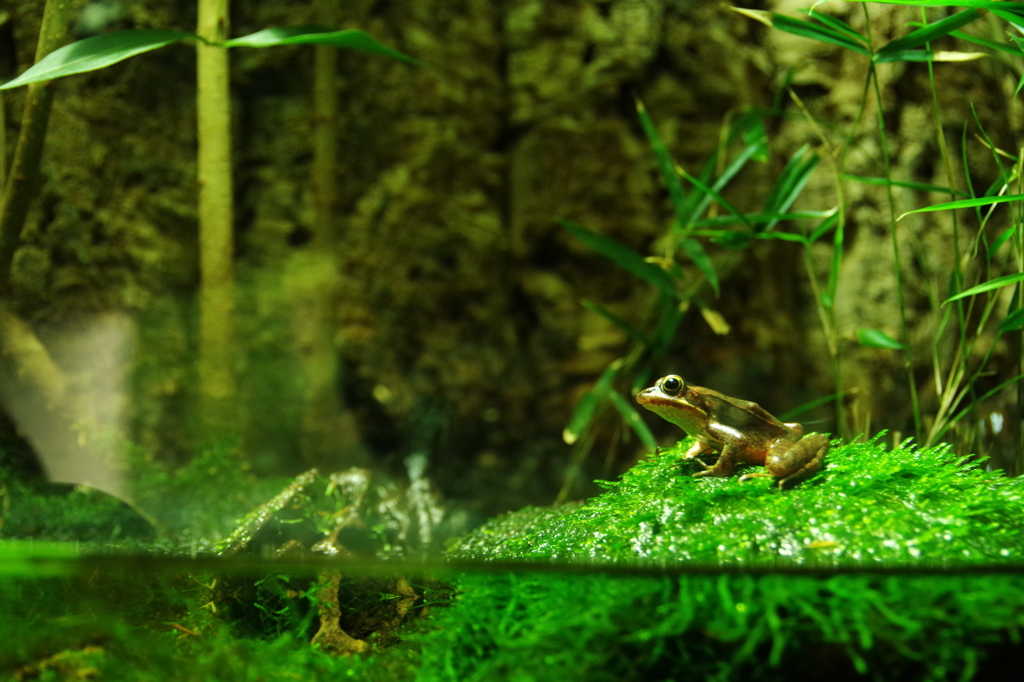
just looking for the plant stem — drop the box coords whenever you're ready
[196,0,235,410]
[0,0,71,291]
[863,5,922,437]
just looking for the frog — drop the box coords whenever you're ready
[635,374,829,488]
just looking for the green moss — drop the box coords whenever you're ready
[450,435,1024,564]
[414,570,1023,681]
[410,436,1024,680]
[6,436,1024,680]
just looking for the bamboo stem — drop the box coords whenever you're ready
[0,0,71,290]
[196,0,235,406]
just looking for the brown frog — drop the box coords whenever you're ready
[636,375,829,488]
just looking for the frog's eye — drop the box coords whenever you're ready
[660,375,685,394]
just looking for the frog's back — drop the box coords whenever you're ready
[710,392,792,438]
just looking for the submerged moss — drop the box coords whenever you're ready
[450,435,1024,565]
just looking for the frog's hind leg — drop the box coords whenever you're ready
[771,435,829,489]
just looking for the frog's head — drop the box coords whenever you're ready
[636,375,708,432]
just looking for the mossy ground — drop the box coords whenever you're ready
[451,434,1024,565]
[4,436,1024,680]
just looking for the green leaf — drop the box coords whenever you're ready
[873,50,937,64]
[222,27,418,64]
[694,210,837,228]
[771,14,871,56]
[711,231,753,250]
[808,213,839,245]
[681,237,720,296]
[840,174,969,197]
[680,169,751,231]
[992,7,1024,32]
[0,26,416,91]
[800,9,867,45]
[944,272,1024,305]
[635,97,689,226]
[778,391,848,422]
[740,111,769,163]
[875,9,980,60]
[845,0,1020,9]
[580,299,650,347]
[948,29,1022,56]
[563,361,621,445]
[607,391,659,451]
[0,29,197,90]
[672,112,766,232]
[897,194,1024,221]
[1009,35,1024,98]
[560,220,678,297]
[650,293,686,355]
[936,372,1024,443]
[758,144,819,233]
[988,225,1017,260]
[752,231,812,244]
[998,306,1024,333]
[857,329,906,350]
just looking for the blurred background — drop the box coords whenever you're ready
[1,0,1021,541]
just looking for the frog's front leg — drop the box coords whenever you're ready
[691,425,744,478]
[682,439,716,460]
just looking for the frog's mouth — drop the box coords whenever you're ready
[636,389,682,415]
[636,387,680,408]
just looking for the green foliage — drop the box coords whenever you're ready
[413,570,1023,681]
[0,565,390,680]
[0,26,415,91]
[857,328,906,350]
[559,100,822,452]
[419,435,1024,679]
[450,436,1024,564]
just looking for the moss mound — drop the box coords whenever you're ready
[449,435,1024,564]
[417,436,1024,680]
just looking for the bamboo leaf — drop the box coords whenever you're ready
[998,307,1024,333]
[808,213,839,245]
[992,8,1024,31]
[650,293,686,355]
[944,272,1024,305]
[948,29,1022,56]
[897,194,1024,221]
[635,97,689,226]
[769,14,871,56]
[987,225,1017,260]
[841,174,969,197]
[222,27,418,64]
[778,391,849,422]
[0,26,416,91]
[681,237,720,297]
[680,170,751,231]
[857,329,906,350]
[758,144,819,233]
[875,9,980,59]
[580,299,650,347]
[0,29,196,90]
[711,232,753,250]
[801,9,867,45]
[845,0,1020,9]
[694,210,837,227]
[563,360,621,445]
[560,221,678,297]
